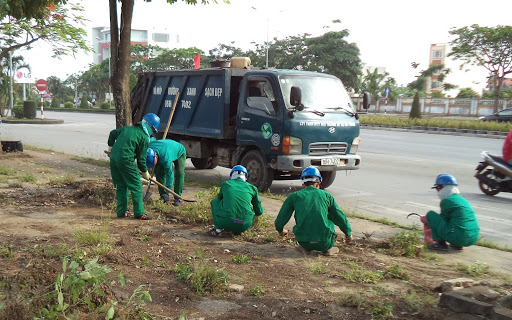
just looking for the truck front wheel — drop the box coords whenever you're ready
[241,150,274,192]
[320,171,336,189]
[191,157,218,169]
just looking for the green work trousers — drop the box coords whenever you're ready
[298,233,337,252]
[156,152,186,197]
[110,160,145,218]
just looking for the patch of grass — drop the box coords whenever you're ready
[309,262,328,275]
[477,238,512,252]
[386,230,424,257]
[341,261,382,284]
[74,228,109,247]
[231,254,249,264]
[382,264,409,280]
[252,213,271,230]
[0,176,7,183]
[174,187,218,224]
[249,285,265,296]
[41,244,70,258]
[457,262,490,277]
[18,173,36,183]
[191,260,228,294]
[141,257,151,266]
[337,293,394,320]
[346,211,412,229]
[0,165,15,175]
[261,191,286,202]
[7,182,22,188]
[37,168,53,174]
[48,175,76,186]
[23,144,55,153]
[400,289,437,314]
[173,264,193,280]
[0,245,14,258]
[71,156,110,168]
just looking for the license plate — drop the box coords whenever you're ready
[321,158,341,166]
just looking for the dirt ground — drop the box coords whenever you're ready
[0,150,510,320]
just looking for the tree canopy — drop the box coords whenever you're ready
[448,24,512,112]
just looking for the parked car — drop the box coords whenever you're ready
[479,108,512,122]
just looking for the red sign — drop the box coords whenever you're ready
[36,79,48,92]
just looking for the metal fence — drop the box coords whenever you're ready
[352,97,510,116]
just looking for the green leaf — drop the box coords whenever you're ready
[106,306,115,320]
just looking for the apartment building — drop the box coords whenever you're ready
[426,43,446,93]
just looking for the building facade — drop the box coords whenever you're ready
[426,43,446,94]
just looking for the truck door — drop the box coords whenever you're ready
[237,76,283,157]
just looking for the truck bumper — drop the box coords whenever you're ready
[276,154,361,171]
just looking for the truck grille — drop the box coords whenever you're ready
[309,142,348,155]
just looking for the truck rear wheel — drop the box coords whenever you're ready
[320,171,336,189]
[241,150,273,192]
[191,157,218,169]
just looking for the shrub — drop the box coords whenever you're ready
[80,95,90,108]
[51,98,60,108]
[12,104,24,119]
[43,101,50,108]
[100,102,110,110]
[64,101,74,109]
[23,100,37,119]
[409,92,421,119]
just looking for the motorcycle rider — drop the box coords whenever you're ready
[426,174,480,251]
[502,129,512,165]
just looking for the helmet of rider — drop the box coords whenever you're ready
[432,174,458,189]
[301,166,323,183]
[230,165,248,181]
[143,113,161,132]
[146,148,157,169]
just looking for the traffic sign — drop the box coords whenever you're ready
[36,79,48,92]
[383,87,391,98]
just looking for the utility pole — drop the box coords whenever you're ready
[9,51,13,116]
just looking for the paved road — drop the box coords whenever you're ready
[1,111,511,247]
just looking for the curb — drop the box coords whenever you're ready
[1,119,64,124]
[360,124,507,139]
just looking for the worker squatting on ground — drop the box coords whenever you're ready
[274,166,354,256]
[208,165,263,236]
[147,137,187,206]
[425,174,480,251]
[107,113,160,220]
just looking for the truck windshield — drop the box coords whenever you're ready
[279,75,355,113]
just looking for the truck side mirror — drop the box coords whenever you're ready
[290,86,303,111]
[363,92,371,109]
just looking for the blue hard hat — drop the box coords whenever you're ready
[230,165,248,179]
[432,174,458,189]
[146,148,156,169]
[301,166,322,182]
[143,113,160,132]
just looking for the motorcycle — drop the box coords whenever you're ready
[474,151,512,196]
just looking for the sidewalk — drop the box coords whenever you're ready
[260,196,512,277]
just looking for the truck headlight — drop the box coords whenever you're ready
[350,137,361,154]
[282,136,302,155]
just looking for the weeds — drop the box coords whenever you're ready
[0,245,13,258]
[7,182,22,188]
[48,175,76,186]
[308,260,328,274]
[457,262,490,277]
[337,292,393,320]
[70,156,110,168]
[231,254,250,264]
[341,261,382,284]
[382,264,409,280]
[249,285,265,296]
[0,165,14,175]
[18,173,36,183]
[477,238,512,252]
[174,187,218,224]
[173,264,193,280]
[386,230,424,257]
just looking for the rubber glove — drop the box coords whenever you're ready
[141,171,151,180]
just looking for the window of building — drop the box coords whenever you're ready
[102,47,110,60]
[152,33,169,43]
[432,81,441,89]
[131,30,148,42]
[432,50,443,58]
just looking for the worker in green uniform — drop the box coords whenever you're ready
[107,113,160,220]
[275,166,353,256]
[208,165,263,236]
[426,174,480,251]
[146,137,187,206]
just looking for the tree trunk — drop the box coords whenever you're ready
[109,0,134,128]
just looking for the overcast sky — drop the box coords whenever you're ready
[20,0,512,94]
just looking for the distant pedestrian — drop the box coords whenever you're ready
[107,113,160,220]
[275,166,353,256]
[426,174,480,251]
[146,137,187,206]
[209,165,263,236]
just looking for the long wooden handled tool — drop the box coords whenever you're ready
[141,177,197,202]
[162,92,179,139]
